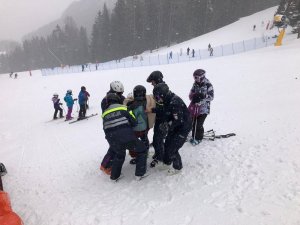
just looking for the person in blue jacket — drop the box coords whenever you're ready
[78,86,90,119]
[64,90,77,120]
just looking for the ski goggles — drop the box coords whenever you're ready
[193,75,204,82]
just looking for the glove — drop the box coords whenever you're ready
[59,103,63,105]
[192,92,205,103]
[159,122,169,136]
[195,100,206,107]
[74,98,78,101]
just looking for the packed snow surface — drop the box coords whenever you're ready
[1,6,300,225]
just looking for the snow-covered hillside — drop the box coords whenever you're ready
[0,6,300,225]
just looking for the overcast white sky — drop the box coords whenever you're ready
[0,0,77,42]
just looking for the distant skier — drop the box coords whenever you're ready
[52,93,64,119]
[208,43,211,51]
[14,73,18,79]
[169,51,173,59]
[64,90,77,121]
[81,64,85,72]
[253,24,256,31]
[188,69,214,145]
[187,47,190,55]
[78,86,90,119]
[192,49,195,58]
[152,83,192,175]
[209,47,214,56]
[9,72,13,78]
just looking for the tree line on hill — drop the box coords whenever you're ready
[0,0,281,73]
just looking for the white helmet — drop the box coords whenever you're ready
[53,93,58,97]
[110,81,124,93]
[67,89,72,94]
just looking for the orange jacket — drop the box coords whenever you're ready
[0,191,23,225]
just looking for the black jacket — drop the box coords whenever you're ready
[163,92,192,133]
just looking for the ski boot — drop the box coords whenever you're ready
[135,172,150,181]
[150,159,160,168]
[167,167,182,176]
[189,138,201,146]
[100,165,112,175]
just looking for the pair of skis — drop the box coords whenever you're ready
[202,129,236,141]
[68,113,98,124]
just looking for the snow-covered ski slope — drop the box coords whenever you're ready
[1,6,300,225]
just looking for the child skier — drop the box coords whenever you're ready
[188,69,214,145]
[64,90,77,121]
[126,85,150,164]
[78,86,90,119]
[52,93,64,119]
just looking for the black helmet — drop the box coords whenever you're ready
[81,86,86,91]
[133,85,146,100]
[193,69,206,77]
[106,93,121,105]
[153,83,169,102]
[147,71,164,84]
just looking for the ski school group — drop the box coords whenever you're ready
[51,69,214,181]
[51,86,91,121]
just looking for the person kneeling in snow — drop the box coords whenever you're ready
[101,93,147,181]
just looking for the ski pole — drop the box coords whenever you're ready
[61,105,66,115]
[193,106,198,140]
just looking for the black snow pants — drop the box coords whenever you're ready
[191,114,207,141]
[109,139,147,180]
[54,107,63,119]
[163,128,190,170]
[152,120,166,161]
[79,104,87,118]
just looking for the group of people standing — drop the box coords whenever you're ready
[9,72,18,79]
[99,69,214,181]
[51,86,90,121]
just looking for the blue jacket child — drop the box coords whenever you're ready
[64,90,77,120]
